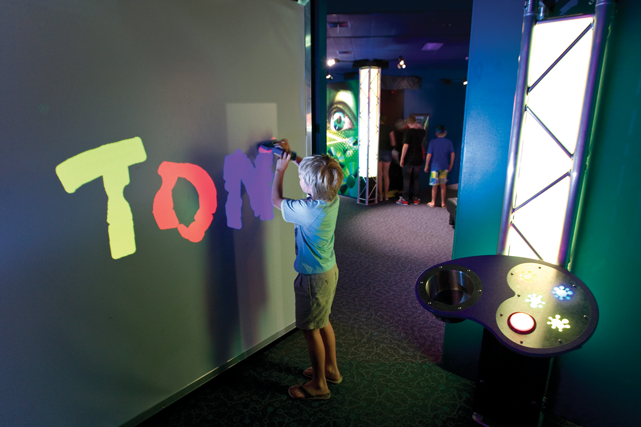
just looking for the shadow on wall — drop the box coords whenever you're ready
[194,146,272,366]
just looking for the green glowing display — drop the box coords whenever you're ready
[55,137,147,259]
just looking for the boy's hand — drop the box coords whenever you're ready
[275,139,291,154]
[275,152,291,173]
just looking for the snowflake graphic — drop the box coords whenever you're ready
[519,270,537,283]
[525,294,545,308]
[547,315,571,332]
[552,285,574,301]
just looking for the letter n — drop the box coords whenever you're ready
[222,149,274,230]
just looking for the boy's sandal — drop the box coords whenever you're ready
[288,384,331,400]
[303,367,344,384]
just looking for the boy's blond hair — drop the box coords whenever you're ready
[298,154,344,202]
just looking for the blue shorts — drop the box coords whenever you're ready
[429,170,448,185]
[378,150,392,163]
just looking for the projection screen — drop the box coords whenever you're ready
[0,1,307,425]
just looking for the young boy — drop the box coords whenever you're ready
[271,140,344,400]
[424,125,455,208]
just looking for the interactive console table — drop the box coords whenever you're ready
[415,255,598,427]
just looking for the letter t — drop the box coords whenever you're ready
[55,137,147,259]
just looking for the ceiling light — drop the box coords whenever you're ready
[422,42,444,51]
[397,56,406,69]
[327,58,339,67]
[326,71,333,80]
[463,80,468,85]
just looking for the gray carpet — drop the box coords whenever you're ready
[137,195,578,427]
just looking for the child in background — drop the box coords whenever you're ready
[398,115,426,205]
[272,140,344,400]
[424,125,455,208]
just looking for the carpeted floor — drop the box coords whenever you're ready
[138,195,578,427]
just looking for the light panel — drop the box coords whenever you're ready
[506,16,594,264]
[358,66,380,179]
[511,175,570,261]
[528,16,594,154]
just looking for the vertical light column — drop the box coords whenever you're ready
[499,1,614,266]
[509,16,593,263]
[357,66,380,205]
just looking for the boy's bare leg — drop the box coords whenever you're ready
[428,185,438,206]
[293,329,329,397]
[440,183,447,207]
[319,321,341,380]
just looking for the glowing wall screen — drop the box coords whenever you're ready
[0,1,305,426]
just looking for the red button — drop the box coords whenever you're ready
[508,312,536,334]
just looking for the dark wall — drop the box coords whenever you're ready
[326,0,473,14]
[324,0,471,187]
[387,68,468,186]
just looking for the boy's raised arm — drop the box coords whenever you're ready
[272,152,291,210]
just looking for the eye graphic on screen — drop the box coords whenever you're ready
[329,103,355,132]
[327,83,359,197]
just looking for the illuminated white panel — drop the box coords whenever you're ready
[507,16,594,264]
[528,17,593,87]
[514,112,572,207]
[507,233,540,260]
[511,176,570,262]
[528,17,593,154]
[358,67,380,178]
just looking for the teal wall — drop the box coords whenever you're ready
[447,1,641,426]
[443,0,523,381]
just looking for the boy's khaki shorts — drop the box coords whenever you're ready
[294,264,338,330]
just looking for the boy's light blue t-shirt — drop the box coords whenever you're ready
[281,196,339,275]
